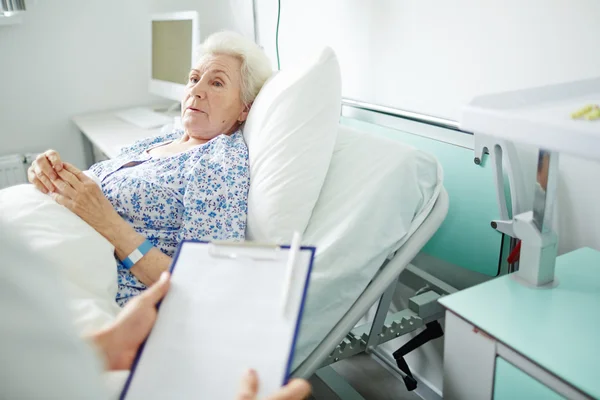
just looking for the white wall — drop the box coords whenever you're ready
[0,0,161,168]
[256,0,600,121]
[557,155,600,252]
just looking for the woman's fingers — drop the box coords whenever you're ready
[62,162,94,185]
[30,150,63,189]
[62,162,82,176]
[44,149,63,172]
[34,152,58,180]
[31,150,65,193]
[27,166,47,193]
[56,168,84,192]
[31,177,48,194]
[33,178,48,194]
[29,165,55,193]
[50,174,77,199]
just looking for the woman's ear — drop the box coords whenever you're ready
[238,103,252,123]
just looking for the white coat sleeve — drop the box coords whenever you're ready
[0,223,108,399]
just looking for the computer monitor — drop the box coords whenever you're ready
[149,11,200,102]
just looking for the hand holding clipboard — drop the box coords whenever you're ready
[120,233,315,399]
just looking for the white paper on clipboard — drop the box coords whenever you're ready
[120,236,315,400]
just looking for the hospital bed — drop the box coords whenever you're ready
[289,102,511,397]
[0,116,448,398]
[1,105,513,399]
[285,118,447,391]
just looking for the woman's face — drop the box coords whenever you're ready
[181,54,248,140]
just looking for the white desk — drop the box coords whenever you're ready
[72,110,176,163]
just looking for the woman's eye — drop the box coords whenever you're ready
[213,81,223,87]
[189,76,199,84]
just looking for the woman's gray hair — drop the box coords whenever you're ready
[196,31,273,105]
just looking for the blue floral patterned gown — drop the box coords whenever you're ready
[89,128,249,306]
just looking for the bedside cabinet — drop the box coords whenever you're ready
[439,247,600,400]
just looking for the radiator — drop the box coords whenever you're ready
[0,153,32,189]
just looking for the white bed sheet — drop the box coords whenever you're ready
[292,125,443,366]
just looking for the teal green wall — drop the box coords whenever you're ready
[341,117,506,276]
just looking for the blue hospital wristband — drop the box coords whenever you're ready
[121,239,154,270]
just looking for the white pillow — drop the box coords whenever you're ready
[293,125,443,365]
[243,46,342,242]
[0,179,120,334]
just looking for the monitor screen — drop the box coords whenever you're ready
[151,19,193,85]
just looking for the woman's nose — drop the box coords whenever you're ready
[190,80,207,99]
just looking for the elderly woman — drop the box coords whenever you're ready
[27,31,272,307]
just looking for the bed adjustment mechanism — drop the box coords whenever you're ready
[321,288,445,392]
[388,290,444,391]
[392,320,444,391]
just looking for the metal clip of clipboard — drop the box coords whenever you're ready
[207,233,303,317]
[207,241,281,261]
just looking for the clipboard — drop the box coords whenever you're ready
[120,233,315,399]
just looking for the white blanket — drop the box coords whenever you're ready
[0,181,120,335]
[292,125,443,366]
